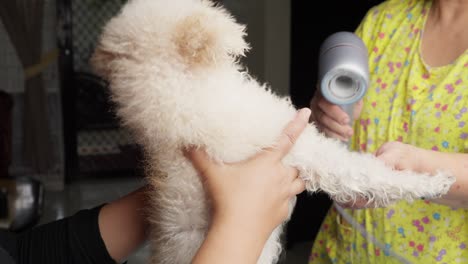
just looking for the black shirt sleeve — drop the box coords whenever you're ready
[0,205,116,264]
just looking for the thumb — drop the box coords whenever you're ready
[374,142,392,157]
[184,147,214,181]
[374,147,385,158]
[268,108,311,161]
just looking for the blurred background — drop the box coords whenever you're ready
[0,0,383,263]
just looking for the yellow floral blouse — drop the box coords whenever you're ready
[310,0,468,263]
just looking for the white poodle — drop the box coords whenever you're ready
[90,0,455,263]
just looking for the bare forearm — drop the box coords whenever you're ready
[432,197,468,209]
[192,218,271,264]
[420,151,468,204]
[99,186,149,262]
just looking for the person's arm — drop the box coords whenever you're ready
[188,108,310,264]
[338,141,468,209]
[411,150,468,207]
[2,185,149,264]
[374,141,468,208]
[99,186,149,262]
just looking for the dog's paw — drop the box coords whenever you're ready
[419,170,456,199]
[305,169,456,208]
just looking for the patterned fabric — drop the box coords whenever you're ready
[310,0,468,263]
[72,0,126,72]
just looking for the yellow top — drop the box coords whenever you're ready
[310,0,468,263]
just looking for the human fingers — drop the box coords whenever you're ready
[374,145,384,157]
[375,151,399,171]
[320,126,349,142]
[317,98,350,125]
[314,107,353,139]
[184,147,216,182]
[284,166,299,182]
[267,108,311,161]
[290,177,306,196]
[283,166,304,195]
[309,89,321,121]
[375,142,396,157]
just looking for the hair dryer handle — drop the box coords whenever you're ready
[341,103,355,127]
[340,103,355,148]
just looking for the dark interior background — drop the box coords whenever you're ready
[287,0,385,248]
[56,0,389,251]
[0,0,385,258]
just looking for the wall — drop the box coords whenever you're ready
[0,0,292,189]
[222,0,291,96]
[264,0,290,96]
[0,0,64,190]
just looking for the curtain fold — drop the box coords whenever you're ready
[0,0,53,173]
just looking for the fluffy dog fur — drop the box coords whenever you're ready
[91,0,455,263]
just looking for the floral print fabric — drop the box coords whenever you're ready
[310,0,468,263]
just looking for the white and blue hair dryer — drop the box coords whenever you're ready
[318,31,369,146]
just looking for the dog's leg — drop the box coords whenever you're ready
[283,125,455,207]
[147,159,210,264]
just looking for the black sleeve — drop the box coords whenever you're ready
[0,205,116,264]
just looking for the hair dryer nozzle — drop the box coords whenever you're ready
[319,32,369,106]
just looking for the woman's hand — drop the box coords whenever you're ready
[374,141,427,172]
[376,142,468,207]
[338,141,428,209]
[188,108,310,264]
[187,108,310,235]
[309,89,363,142]
[340,141,468,209]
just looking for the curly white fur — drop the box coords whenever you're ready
[91,0,455,263]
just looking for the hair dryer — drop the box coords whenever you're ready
[318,31,369,144]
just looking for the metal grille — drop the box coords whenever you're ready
[72,0,127,72]
[77,130,133,156]
[71,0,140,175]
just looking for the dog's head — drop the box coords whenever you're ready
[91,0,249,80]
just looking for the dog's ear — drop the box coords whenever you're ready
[173,2,250,67]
